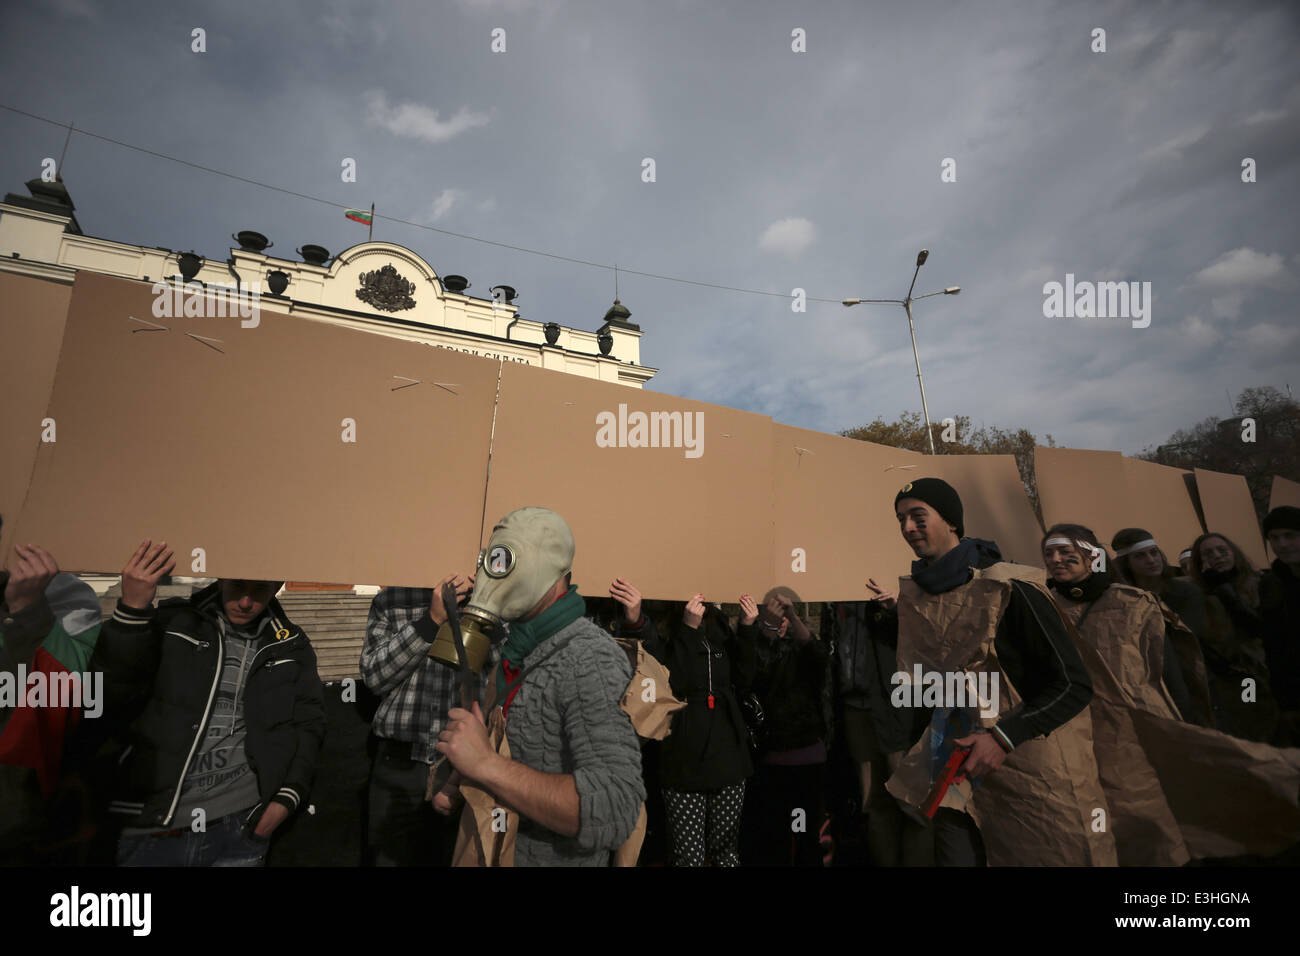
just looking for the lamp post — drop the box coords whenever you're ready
[842,249,960,455]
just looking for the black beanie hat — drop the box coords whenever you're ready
[1263,506,1300,537]
[894,477,964,538]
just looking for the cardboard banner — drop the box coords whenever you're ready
[480,360,775,600]
[0,273,72,559]
[1271,475,1300,512]
[1193,468,1268,569]
[11,273,1283,600]
[1036,447,1203,561]
[917,453,1043,566]
[11,271,500,585]
[1034,446,1128,547]
[769,423,921,601]
[1120,458,1203,560]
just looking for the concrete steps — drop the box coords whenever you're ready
[275,592,374,682]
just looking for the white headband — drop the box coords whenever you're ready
[1044,537,1103,561]
[1178,549,1192,561]
[1115,539,1158,558]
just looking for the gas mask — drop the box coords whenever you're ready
[429,507,575,672]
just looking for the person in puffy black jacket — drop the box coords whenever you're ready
[641,592,752,866]
[89,539,324,867]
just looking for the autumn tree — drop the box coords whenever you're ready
[1139,386,1300,520]
[840,411,1055,520]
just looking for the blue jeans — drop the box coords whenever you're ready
[116,810,269,867]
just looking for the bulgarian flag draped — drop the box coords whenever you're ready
[345,207,373,226]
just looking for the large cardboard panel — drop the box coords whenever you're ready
[1120,458,1204,559]
[12,271,499,584]
[1034,446,1130,547]
[1193,468,1268,569]
[918,454,1044,565]
[1038,448,1211,560]
[482,361,773,600]
[769,423,922,601]
[1271,475,1300,511]
[0,273,72,559]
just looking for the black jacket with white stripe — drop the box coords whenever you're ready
[89,582,325,830]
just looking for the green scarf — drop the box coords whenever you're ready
[496,585,586,700]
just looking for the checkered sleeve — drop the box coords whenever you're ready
[360,588,435,697]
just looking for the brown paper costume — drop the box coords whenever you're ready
[1056,581,1300,862]
[1052,584,1191,866]
[886,563,1117,866]
[617,640,687,741]
[451,705,518,867]
[1129,711,1300,860]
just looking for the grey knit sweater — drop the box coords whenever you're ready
[507,616,645,866]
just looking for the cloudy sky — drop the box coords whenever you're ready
[2,0,1297,455]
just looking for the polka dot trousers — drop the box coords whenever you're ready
[663,782,746,867]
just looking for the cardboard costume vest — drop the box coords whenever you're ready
[448,640,680,867]
[1052,585,1190,866]
[886,563,1118,867]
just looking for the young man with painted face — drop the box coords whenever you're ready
[433,508,645,866]
[1260,506,1300,746]
[1042,525,1191,865]
[887,478,1112,866]
[90,538,324,866]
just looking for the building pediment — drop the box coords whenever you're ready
[324,242,449,322]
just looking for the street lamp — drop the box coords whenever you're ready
[842,248,960,454]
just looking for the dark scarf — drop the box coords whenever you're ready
[495,585,586,700]
[910,538,1003,595]
[1201,567,1236,593]
[1047,569,1112,603]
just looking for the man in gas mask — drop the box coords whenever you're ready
[432,507,645,866]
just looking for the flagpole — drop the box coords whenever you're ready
[369,202,374,242]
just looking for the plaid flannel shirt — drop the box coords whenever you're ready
[360,587,500,764]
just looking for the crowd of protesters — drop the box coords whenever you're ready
[2,492,1299,868]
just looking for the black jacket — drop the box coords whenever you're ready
[743,621,829,754]
[822,601,926,754]
[89,583,325,830]
[1261,559,1300,712]
[642,606,753,790]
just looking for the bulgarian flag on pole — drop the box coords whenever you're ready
[346,203,375,239]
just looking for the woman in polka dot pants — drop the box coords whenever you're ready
[640,593,755,867]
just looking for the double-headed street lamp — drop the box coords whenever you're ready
[842,249,960,455]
